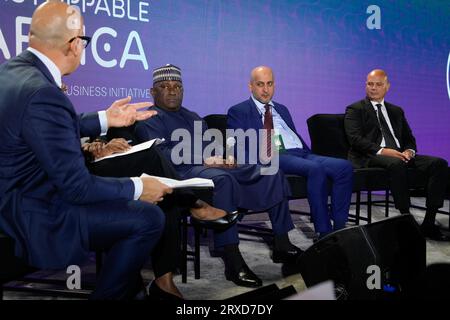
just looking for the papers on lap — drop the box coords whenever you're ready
[93,138,164,162]
[140,174,214,189]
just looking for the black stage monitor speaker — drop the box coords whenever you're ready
[297,214,426,300]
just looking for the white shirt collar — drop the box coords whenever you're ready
[251,95,274,112]
[27,47,62,89]
[370,99,385,109]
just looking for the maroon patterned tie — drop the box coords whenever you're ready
[263,104,274,157]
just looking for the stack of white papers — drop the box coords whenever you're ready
[140,174,214,189]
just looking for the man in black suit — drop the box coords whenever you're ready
[344,69,449,241]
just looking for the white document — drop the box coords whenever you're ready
[140,174,214,189]
[93,138,164,163]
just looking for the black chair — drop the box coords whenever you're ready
[0,231,32,299]
[1,230,99,299]
[307,114,390,224]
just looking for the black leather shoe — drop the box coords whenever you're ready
[225,264,263,288]
[147,281,184,301]
[191,211,239,230]
[271,247,304,264]
[420,225,450,242]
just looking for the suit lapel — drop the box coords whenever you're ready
[363,98,378,123]
[384,101,401,140]
[272,103,293,130]
[272,102,310,150]
[247,98,264,130]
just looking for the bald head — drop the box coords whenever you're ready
[250,66,274,82]
[366,69,390,102]
[30,1,82,49]
[367,69,389,83]
[249,66,275,104]
[29,1,86,76]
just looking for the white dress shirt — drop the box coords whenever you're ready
[251,95,303,150]
[371,99,415,157]
[26,48,142,199]
[371,99,401,149]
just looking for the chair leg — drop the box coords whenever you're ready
[385,190,390,217]
[448,201,450,231]
[355,191,361,225]
[367,191,372,224]
[181,215,188,284]
[95,251,103,279]
[194,226,201,279]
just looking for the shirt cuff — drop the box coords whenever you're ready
[130,177,143,200]
[376,148,383,155]
[98,111,108,136]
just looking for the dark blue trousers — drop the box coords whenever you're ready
[86,200,165,299]
[280,149,353,234]
[182,165,294,249]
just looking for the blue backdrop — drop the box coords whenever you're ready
[1,0,449,159]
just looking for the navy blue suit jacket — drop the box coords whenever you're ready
[0,51,134,269]
[227,98,310,162]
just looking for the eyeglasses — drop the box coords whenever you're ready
[68,36,92,49]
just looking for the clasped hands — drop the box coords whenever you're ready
[204,155,237,169]
[380,148,415,163]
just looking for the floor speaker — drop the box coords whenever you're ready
[297,214,426,300]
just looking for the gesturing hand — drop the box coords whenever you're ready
[106,96,157,128]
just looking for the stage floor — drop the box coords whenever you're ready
[3,195,450,300]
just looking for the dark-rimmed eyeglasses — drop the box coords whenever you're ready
[68,36,92,49]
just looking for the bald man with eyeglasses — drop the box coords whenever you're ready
[0,2,171,299]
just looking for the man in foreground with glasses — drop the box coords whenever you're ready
[0,2,175,299]
[344,69,449,241]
